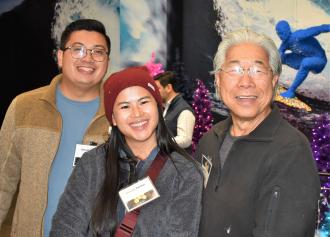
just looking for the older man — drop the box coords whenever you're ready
[196,29,320,237]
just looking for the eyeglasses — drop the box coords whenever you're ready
[62,44,109,62]
[220,65,272,79]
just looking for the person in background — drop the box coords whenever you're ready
[50,66,203,236]
[196,28,320,237]
[154,71,195,151]
[0,18,111,237]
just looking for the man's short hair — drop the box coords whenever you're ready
[213,28,282,76]
[60,19,111,54]
[154,71,180,92]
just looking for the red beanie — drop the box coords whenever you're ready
[103,66,162,124]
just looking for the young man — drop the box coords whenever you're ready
[154,71,195,151]
[0,19,111,237]
[196,29,320,237]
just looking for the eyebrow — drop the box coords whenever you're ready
[254,60,266,66]
[227,60,240,64]
[116,96,152,106]
[70,42,107,49]
[227,60,266,66]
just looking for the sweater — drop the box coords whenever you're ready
[0,74,109,237]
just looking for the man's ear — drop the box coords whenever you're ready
[214,74,221,100]
[214,73,218,83]
[166,84,174,93]
[57,49,63,68]
[272,74,279,88]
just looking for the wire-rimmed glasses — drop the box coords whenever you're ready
[62,43,109,62]
[220,64,272,79]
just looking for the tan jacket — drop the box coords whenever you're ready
[0,74,110,236]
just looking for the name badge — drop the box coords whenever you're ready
[119,177,160,212]
[73,144,96,166]
[202,154,212,188]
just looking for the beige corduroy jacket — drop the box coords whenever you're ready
[0,74,110,236]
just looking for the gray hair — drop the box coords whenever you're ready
[213,28,282,76]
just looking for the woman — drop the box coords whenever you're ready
[50,66,203,237]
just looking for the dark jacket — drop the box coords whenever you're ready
[165,94,194,136]
[50,145,203,237]
[196,106,320,237]
[165,94,194,151]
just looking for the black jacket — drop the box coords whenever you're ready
[196,106,320,237]
[50,145,203,237]
[164,94,194,137]
[165,94,194,152]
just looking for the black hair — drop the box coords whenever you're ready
[154,71,179,92]
[91,104,193,236]
[60,19,111,54]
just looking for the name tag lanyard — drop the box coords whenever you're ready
[114,152,168,237]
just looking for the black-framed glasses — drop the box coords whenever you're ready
[220,64,272,79]
[62,44,109,62]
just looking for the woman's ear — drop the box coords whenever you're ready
[112,114,117,126]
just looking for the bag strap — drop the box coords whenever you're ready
[114,152,168,237]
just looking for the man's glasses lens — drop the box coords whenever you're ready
[221,65,270,78]
[64,45,108,62]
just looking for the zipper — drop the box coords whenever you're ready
[214,158,221,192]
[265,186,281,234]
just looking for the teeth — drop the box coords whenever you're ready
[77,66,94,72]
[131,121,147,127]
[236,96,257,99]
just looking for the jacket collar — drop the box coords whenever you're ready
[167,94,182,110]
[40,74,106,117]
[213,104,283,142]
[40,74,61,108]
[168,93,181,105]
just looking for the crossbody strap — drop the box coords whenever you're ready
[114,152,168,237]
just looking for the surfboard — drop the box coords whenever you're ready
[275,86,312,112]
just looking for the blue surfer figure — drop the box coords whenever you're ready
[275,20,330,98]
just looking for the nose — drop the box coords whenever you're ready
[238,69,254,88]
[131,105,142,117]
[82,49,94,62]
[241,68,253,77]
